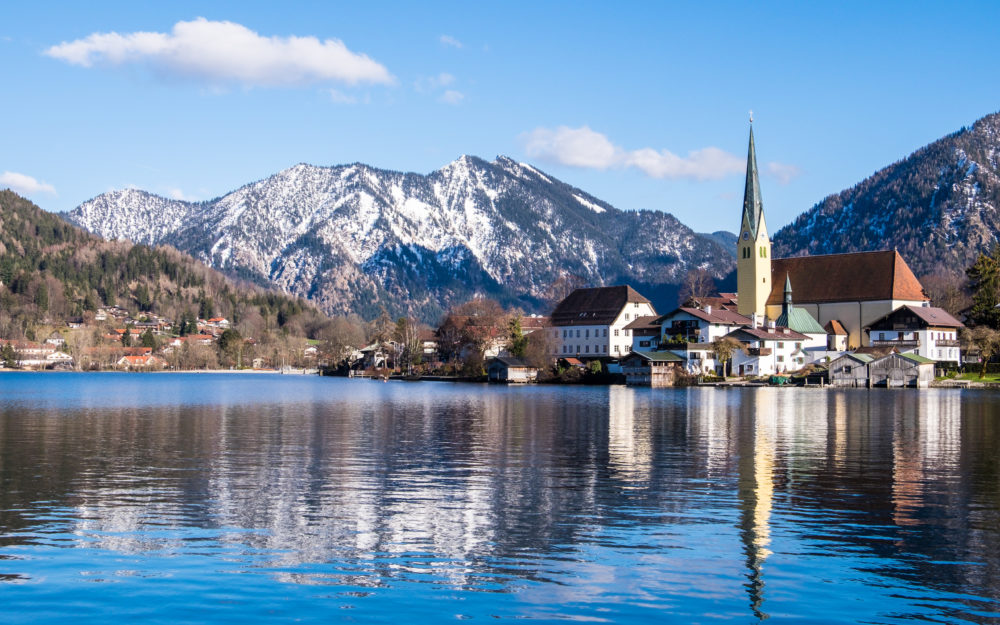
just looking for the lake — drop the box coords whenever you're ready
[0,372,998,623]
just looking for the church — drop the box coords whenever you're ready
[733,123,929,349]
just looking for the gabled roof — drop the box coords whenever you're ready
[728,326,809,342]
[624,315,660,331]
[824,319,848,335]
[623,350,684,363]
[865,304,964,330]
[833,352,875,364]
[660,306,751,326]
[551,285,653,327]
[768,250,928,305]
[899,353,935,365]
[490,356,533,368]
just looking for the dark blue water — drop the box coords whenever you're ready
[1,372,998,623]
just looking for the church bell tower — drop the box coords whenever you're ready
[737,117,772,319]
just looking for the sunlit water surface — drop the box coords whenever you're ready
[1,372,999,623]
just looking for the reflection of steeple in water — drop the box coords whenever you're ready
[737,389,776,621]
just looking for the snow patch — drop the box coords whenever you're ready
[574,193,606,213]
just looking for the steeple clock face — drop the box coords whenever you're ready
[742,232,749,240]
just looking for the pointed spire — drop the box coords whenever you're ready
[782,274,793,316]
[742,125,764,239]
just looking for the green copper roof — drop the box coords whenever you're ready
[741,126,765,239]
[631,350,684,362]
[774,306,827,334]
[899,353,935,365]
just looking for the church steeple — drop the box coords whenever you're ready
[782,274,792,317]
[737,117,772,319]
[741,125,765,239]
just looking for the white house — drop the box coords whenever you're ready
[658,305,751,345]
[727,325,811,376]
[865,305,963,364]
[551,285,657,359]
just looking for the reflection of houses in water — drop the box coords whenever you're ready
[607,386,652,483]
[892,390,962,527]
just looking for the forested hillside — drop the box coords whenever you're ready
[0,189,327,341]
[773,111,1000,281]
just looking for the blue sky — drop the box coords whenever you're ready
[2,1,999,233]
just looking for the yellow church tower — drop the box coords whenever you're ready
[737,118,771,319]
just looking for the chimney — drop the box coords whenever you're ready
[705,305,712,315]
[767,320,776,330]
[751,313,759,328]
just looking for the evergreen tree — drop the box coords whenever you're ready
[508,316,528,358]
[140,328,158,349]
[966,247,1000,328]
[1,343,17,369]
[121,323,134,347]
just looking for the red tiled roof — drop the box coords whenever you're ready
[669,306,752,326]
[824,319,848,335]
[551,285,653,327]
[769,250,928,305]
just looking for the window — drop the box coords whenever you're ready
[603,345,607,353]
[585,345,590,354]
[625,329,630,336]
[777,342,784,349]
[603,329,607,337]
[795,342,802,349]
[614,329,619,337]
[625,313,630,321]
[634,302,639,308]
[614,345,620,353]
[639,340,650,347]
[585,329,590,338]
[576,329,580,338]
[777,355,784,362]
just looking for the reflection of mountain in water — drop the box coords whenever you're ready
[0,382,998,618]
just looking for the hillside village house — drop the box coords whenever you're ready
[727,325,811,376]
[551,286,657,358]
[865,305,963,364]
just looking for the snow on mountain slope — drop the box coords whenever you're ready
[68,155,734,320]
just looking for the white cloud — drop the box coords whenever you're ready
[521,125,749,181]
[522,126,622,169]
[0,171,56,196]
[439,90,464,105]
[415,72,454,92]
[439,35,463,49]
[767,161,802,184]
[44,18,393,87]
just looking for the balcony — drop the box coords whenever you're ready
[872,340,919,348]
[747,347,772,356]
[936,339,960,347]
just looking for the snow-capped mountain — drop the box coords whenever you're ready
[774,111,1000,278]
[68,155,734,320]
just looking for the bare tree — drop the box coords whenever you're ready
[678,268,716,306]
[961,326,1000,379]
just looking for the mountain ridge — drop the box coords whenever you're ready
[772,111,1000,278]
[68,155,736,321]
